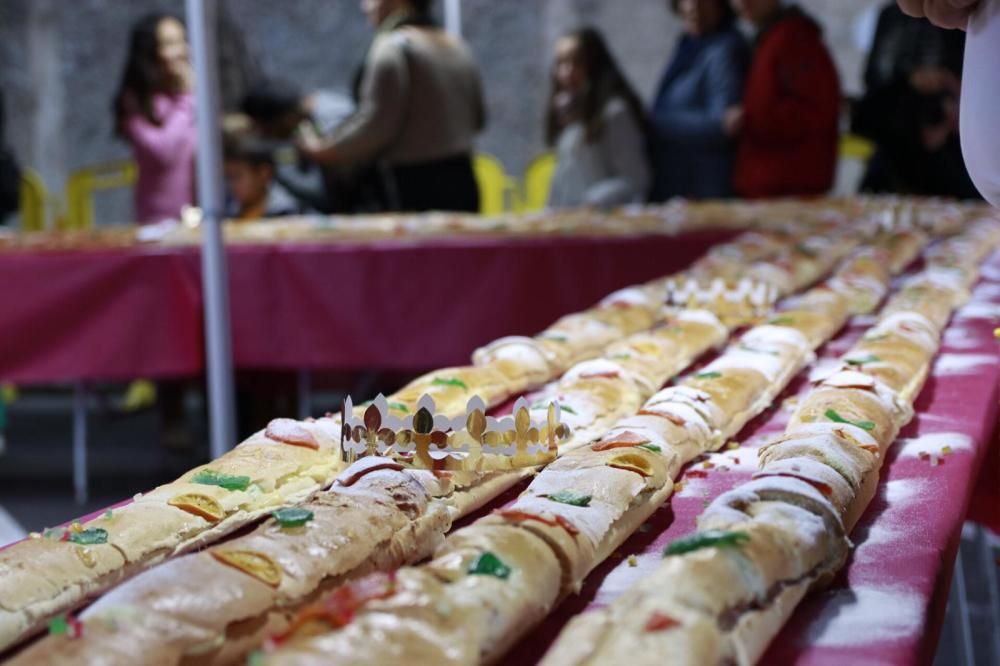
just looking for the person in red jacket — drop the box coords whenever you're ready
[725,0,841,198]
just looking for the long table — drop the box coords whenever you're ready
[505,252,1000,664]
[0,230,733,383]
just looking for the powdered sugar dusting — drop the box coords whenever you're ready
[675,476,708,498]
[957,302,1000,320]
[850,314,878,327]
[594,550,664,604]
[853,522,904,557]
[942,325,983,350]
[978,260,1000,282]
[706,447,759,472]
[884,478,925,507]
[932,353,997,375]
[896,432,973,459]
[805,585,923,647]
[972,282,1000,300]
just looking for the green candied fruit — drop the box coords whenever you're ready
[546,489,592,507]
[190,469,251,491]
[68,528,108,545]
[467,551,512,579]
[272,507,314,529]
[663,530,750,557]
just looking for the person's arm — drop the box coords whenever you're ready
[741,28,841,143]
[583,100,652,206]
[651,36,745,146]
[303,34,409,165]
[898,0,980,28]
[123,94,196,167]
[960,0,1000,204]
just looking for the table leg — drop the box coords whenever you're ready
[297,369,312,421]
[975,523,1000,665]
[72,381,88,504]
[950,540,976,666]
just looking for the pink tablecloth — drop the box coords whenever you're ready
[506,252,1000,665]
[0,231,733,383]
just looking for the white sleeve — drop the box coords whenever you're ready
[960,0,1000,206]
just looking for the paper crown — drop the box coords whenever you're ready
[340,394,569,471]
[664,277,778,322]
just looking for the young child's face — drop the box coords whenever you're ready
[224,159,271,213]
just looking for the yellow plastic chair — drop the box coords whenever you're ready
[840,133,875,162]
[520,152,556,213]
[19,168,48,231]
[65,160,137,230]
[473,153,518,215]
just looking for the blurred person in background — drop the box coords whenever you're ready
[241,79,361,213]
[112,13,196,224]
[296,0,485,213]
[0,89,20,225]
[897,0,1000,206]
[223,134,302,221]
[546,27,652,207]
[727,0,841,198]
[852,3,978,198]
[649,0,747,201]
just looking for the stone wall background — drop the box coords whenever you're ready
[0,0,882,225]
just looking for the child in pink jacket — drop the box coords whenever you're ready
[113,13,196,224]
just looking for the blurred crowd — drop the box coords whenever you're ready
[0,0,982,226]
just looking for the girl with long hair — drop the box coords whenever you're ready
[545,27,651,207]
[112,13,196,223]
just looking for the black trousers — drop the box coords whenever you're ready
[385,153,480,213]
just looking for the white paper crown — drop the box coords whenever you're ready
[664,277,778,320]
[340,393,568,471]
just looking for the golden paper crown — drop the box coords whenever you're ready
[340,394,568,471]
[664,277,778,323]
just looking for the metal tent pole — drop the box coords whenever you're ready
[444,0,462,37]
[186,0,236,459]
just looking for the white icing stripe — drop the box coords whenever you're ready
[742,325,810,353]
[703,350,788,383]
[784,421,879,451]
[675,309,725,330]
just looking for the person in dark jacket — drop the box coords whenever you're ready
[297,0,485,213]
[650,0,748,200]
[852,3,978,199]
[0,89,20,224]
[728,0,841,198]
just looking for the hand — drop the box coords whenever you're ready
[294,121,328,163]
[922,97,960,150]
[922,120,953,151]
[897,0,979,29]
[909,66,961,96]
[722,106,744,137]
[174,60,194,94]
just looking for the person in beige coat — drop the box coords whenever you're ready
[298,0,486,212]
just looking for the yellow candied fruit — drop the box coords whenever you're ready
[675,481,687,493]
[627,555,638,567]
[70,521,83,533]
[994,328,1000,339]
[606,452,655,478]
[28,532,41,540]
[211,550,283,587]
[942,446,953,455]
[75,546,96,568]
[725,441,739,450]
[168,493,225,522]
